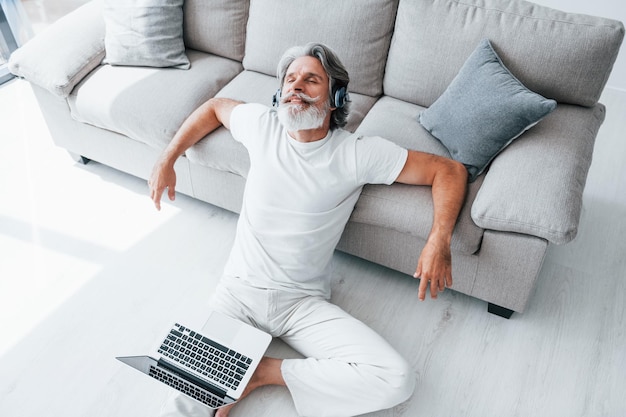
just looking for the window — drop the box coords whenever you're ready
[1,0,32,85]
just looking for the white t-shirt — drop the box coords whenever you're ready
[222,103,408,298]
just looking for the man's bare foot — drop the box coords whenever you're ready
[215,357,285,417]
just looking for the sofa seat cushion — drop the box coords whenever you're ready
[67,50,242,150]
[356,96,451,157]
[352,180,484,255]
[185,70,380,177]
[353,96,485,255]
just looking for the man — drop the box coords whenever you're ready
[149,43,467,417]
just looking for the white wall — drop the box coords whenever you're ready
[531,0,626,92]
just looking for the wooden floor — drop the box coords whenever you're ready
[1,75,626,416]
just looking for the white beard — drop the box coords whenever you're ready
[277,93,329,132]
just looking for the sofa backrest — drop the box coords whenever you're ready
[384,0,625,108]
[183,0,250,62]
[242,0,399,97]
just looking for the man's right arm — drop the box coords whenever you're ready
[149,98,243,210]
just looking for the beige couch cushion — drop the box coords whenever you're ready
[384,0,625,108]
[183,0,250,61]
[242,0,399,97]
[353,180,484,255]
[355,96,485,255]
[471,103,606,244]
[67,50,242,150]
[102,0,190,69]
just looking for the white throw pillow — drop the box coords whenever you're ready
[103,0,190,69]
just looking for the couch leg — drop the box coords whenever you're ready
[68,152,91,165]
[487,303,514,319]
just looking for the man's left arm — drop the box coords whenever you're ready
[395,150,468,301]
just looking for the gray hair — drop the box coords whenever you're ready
[277,43,350,129]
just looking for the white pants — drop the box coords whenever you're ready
[160,278,415,417]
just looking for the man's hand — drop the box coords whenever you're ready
[146,97,243,211]
[413,237,453,301]
[396,151,466,302]
[149,159,176,211]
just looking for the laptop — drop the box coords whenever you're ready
[117,310,272,409]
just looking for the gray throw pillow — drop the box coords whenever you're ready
[418,39,556,181]
[103,0,190,69]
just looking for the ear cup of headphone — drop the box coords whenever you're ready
[334,86,348,109]
[272,88,282,107]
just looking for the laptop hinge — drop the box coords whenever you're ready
[157,358,228,398]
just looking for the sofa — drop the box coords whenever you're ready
[9,0,624,318]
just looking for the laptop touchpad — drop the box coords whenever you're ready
[205,312,240,345]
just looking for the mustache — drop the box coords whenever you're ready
[281,92,321,105]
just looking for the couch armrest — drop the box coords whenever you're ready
[8,0,105,97]
[471,103,605,245]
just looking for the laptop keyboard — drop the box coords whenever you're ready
[149,364,226,408]
[158,323,253,390]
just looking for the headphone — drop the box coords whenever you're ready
[272,86,349,109]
